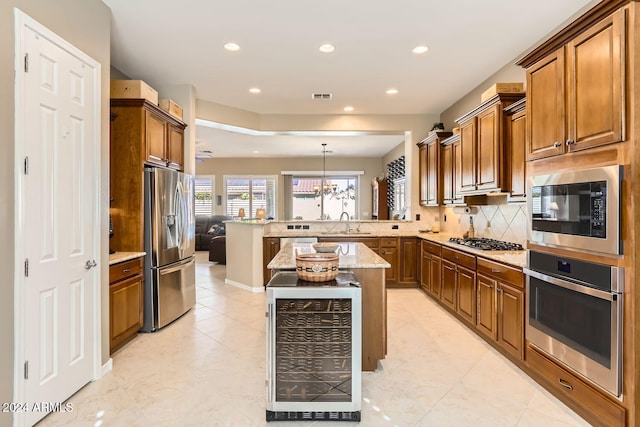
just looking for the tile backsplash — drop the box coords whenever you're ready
[440,203,527,245]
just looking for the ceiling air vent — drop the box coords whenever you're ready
[312,93,333,100]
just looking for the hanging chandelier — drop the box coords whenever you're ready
[314,143,337,196]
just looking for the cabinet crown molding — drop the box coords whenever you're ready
[516,0,631,68]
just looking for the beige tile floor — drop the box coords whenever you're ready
[39,252,591,426]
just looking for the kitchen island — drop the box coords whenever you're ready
[268,242,390,371]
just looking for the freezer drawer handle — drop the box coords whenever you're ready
[159,258,195,275]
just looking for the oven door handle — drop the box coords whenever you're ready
[523,268,618,301]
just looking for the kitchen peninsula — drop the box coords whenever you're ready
[268,242,390,371]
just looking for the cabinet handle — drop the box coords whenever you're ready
[566,139,575,146]
[497,288,503,293]
[558,378,573,391]
[491,269,501,273]
[553,141,562,148]
[122,268,131,273]
[489,285,494,289]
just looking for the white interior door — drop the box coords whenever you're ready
[15,11,100,426]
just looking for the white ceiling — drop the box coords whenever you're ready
[104,0,596,157]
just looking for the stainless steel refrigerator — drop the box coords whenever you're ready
[142,167,196,332]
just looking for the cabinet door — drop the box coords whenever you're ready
[507,109,526,199]
[459,118,477,192]
[167,124,184,170]
[452,138,464,204]
[145,110,167,166]
[399,238,418,284]
[263,238,281,285]
[441,144,453,204]
[426,140,440,205]
[430,255,441,299]
[380,247,398,285]
[526,49,566,160]
[441,259,457,310]
[110,275,143,353]
[498,283,524,360]
[476,105,501,191]
[420,251,431,294]
[456,265,476,325]
[566,9,624,152]
[476,274,497,340]
[418,143,428,205]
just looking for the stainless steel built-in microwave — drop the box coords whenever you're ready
[527,165,622,256]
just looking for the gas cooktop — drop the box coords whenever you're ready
[448,237,524,251]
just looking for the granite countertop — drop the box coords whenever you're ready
[267,242,391,270]
[417,233,527,268]
[263,230,420,238]
[109,251,146,265]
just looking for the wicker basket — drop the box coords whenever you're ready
[295,253,339,282]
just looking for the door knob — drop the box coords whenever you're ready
[85,259,97,269]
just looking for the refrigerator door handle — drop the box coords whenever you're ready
[159,257,195,275]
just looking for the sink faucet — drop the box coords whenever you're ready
[339,211,350,232]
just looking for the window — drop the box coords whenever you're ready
[194,176,215,215]
[291,176,357,220]
[224,176,277,218]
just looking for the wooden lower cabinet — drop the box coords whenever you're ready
[379,246,398,285]
[109,257,144,354]
[440,259,457,311]
[476,257,525,361]
[526,344,625,427]
[456,265,476,326]
[398,237,418,287]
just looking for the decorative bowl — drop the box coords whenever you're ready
[312,243,339,253]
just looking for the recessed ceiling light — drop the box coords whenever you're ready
[319,44,335,53]
[386,88,399,95]
[253,150,260,154]
[344,106,354,112]
[249,87,261,94]
[224,42,240,52]
[413,45,429,54]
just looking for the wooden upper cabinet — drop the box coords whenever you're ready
[167,124,185,171]
[566,8,625,151]
[441,133,464,205]
[504,99,527,201]
[476,105,501,191]
[418,143,428,204]
[526,49,565,160]
[459,118,477,193]
[455,93,522,194]
[112,98,186,171]
[145,110,167,167]
[417,131,451,206]
[526,8,625,160]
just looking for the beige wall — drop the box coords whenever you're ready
[439,63,526,130]
[0,2,110,425]
[196,157,385,220]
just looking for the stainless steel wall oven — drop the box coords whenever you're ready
[524,251,623,397]
[527,165,622,255]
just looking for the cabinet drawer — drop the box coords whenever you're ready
[526,345,625,427]
[477,258,523,288]
[109,257,143,283]
[379,237,398,248]
[442,246,476,270]
[421,240,441,256]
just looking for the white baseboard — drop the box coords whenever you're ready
[225,278,265,293]
[101,358,113,377]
